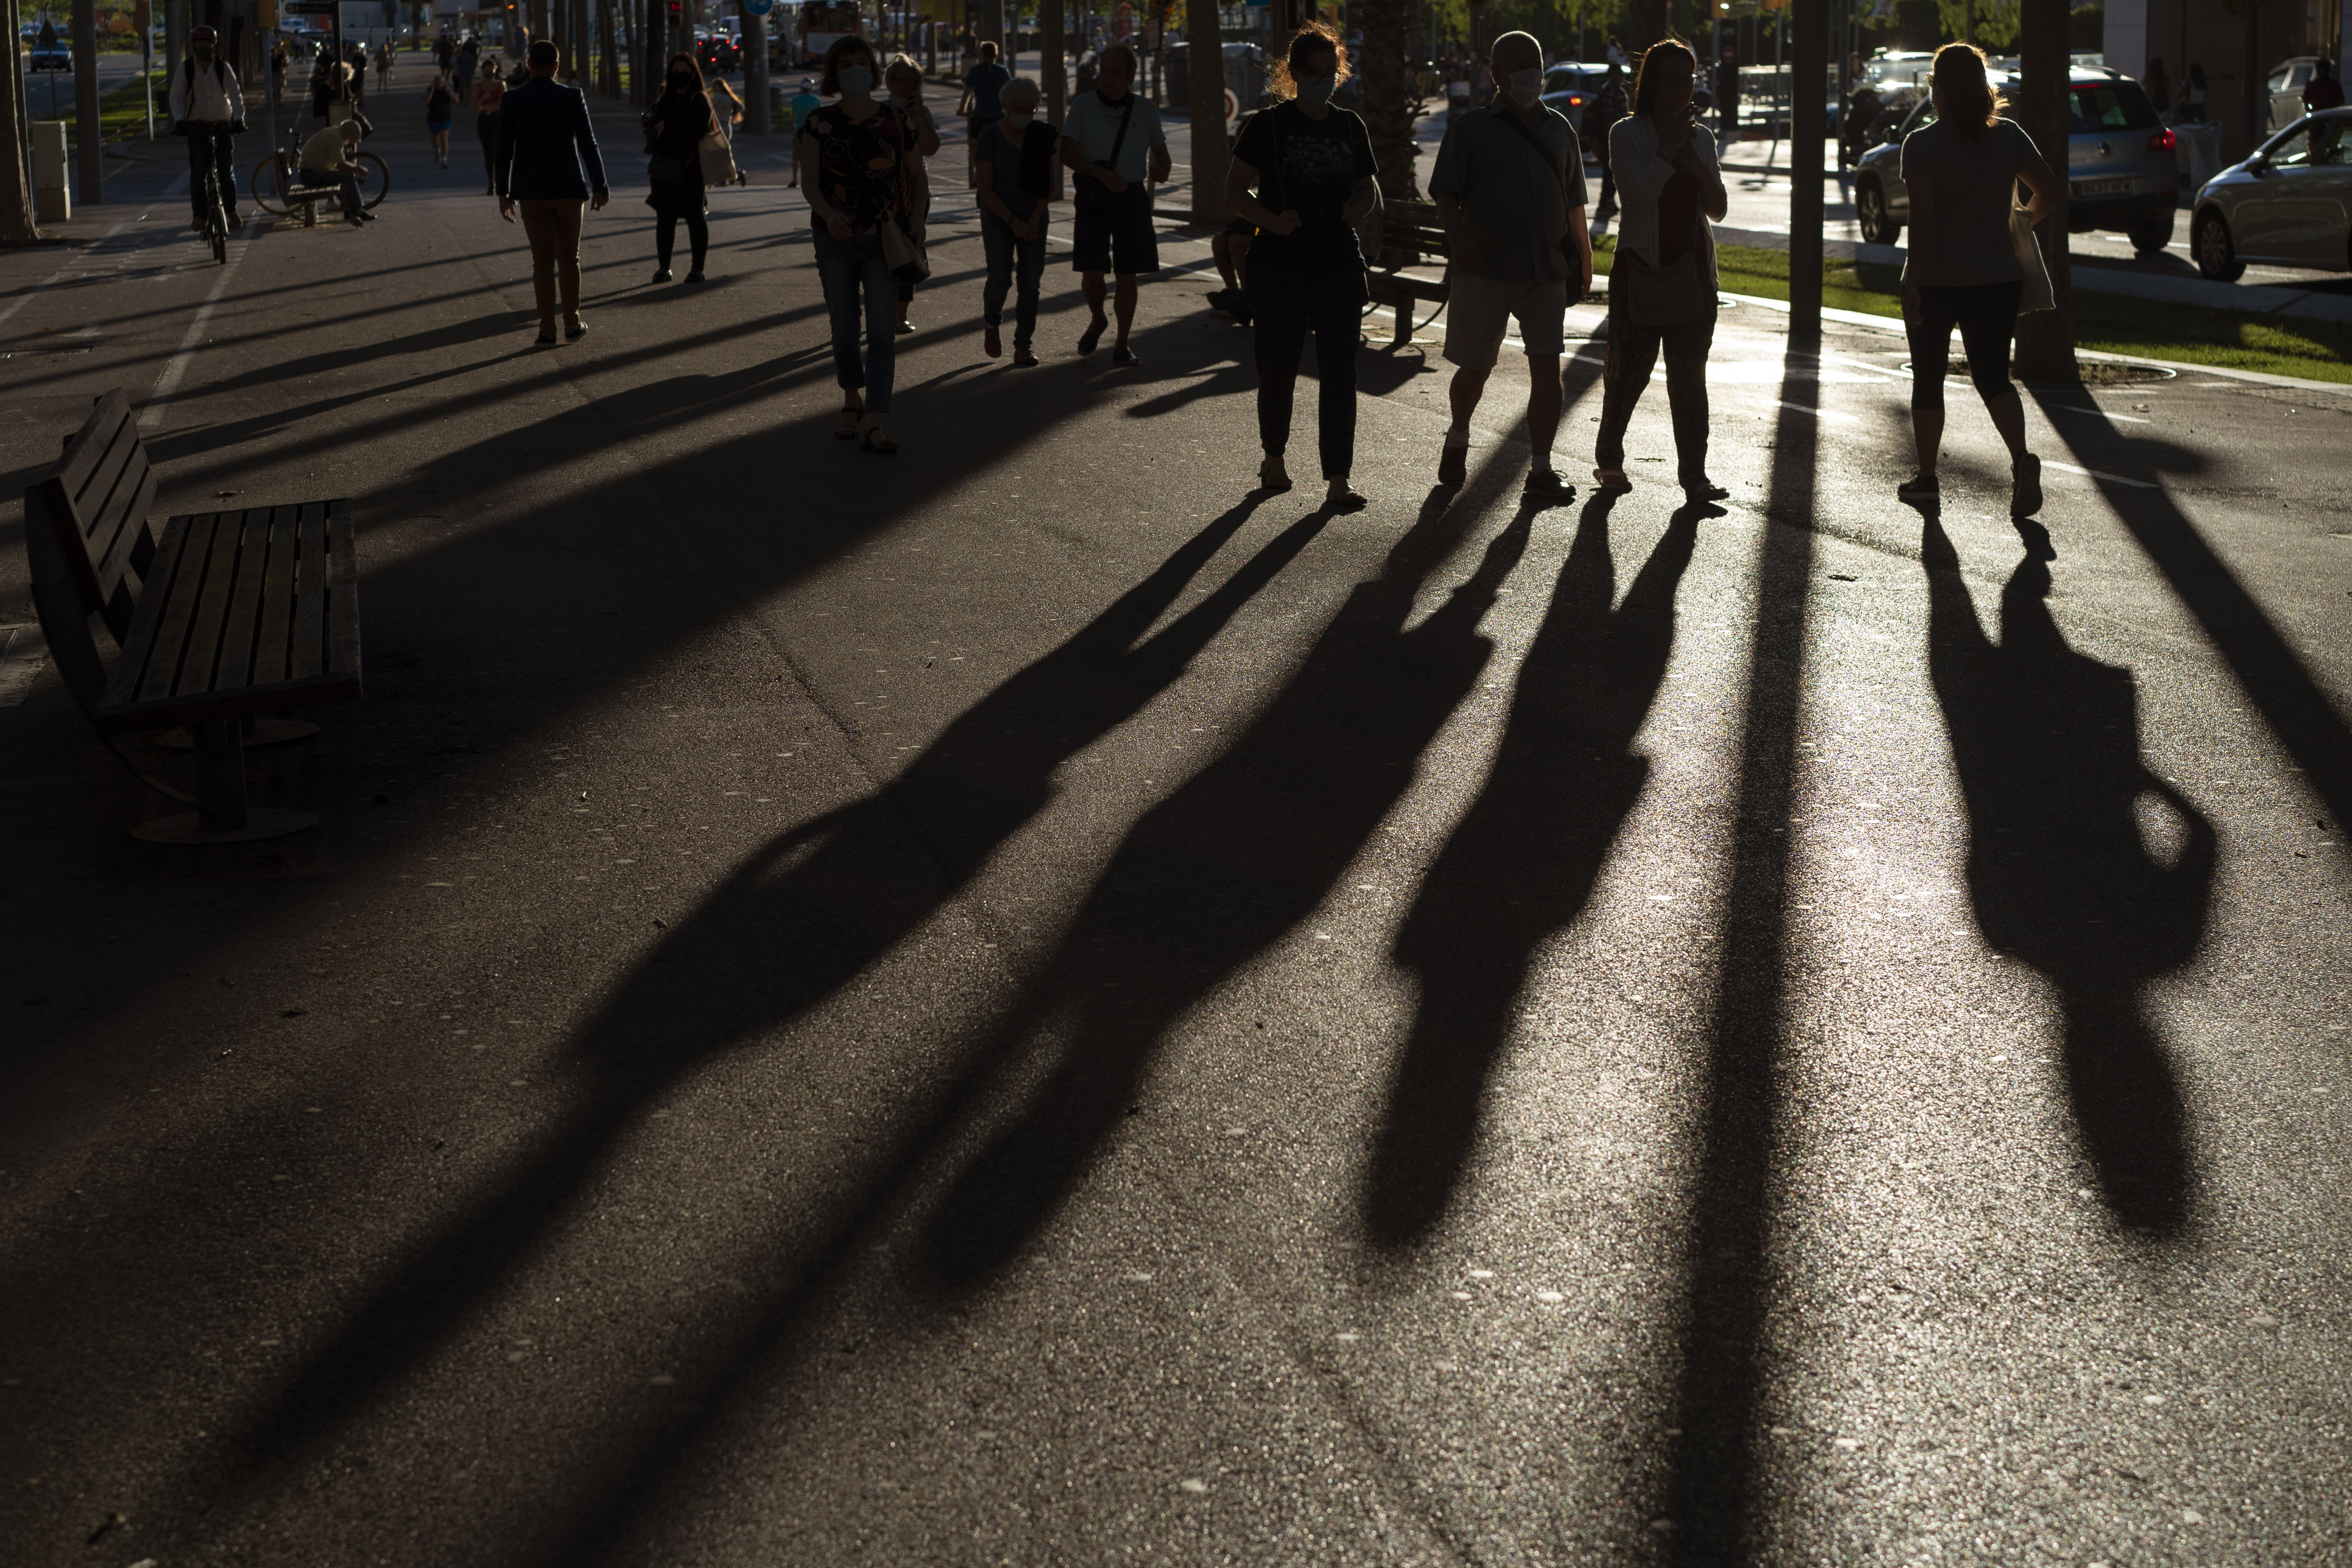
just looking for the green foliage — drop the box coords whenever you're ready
[1932,0,2019,51]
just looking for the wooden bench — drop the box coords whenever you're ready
[1365,197,1451,346]
[23,389,363,844]
[284,179,345,226]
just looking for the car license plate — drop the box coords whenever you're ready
[2074,177,2136,197]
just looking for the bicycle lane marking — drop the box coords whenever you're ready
[139,210,264,431]
[0,215,140,333]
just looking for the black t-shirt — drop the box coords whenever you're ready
[1233,101,1377,272]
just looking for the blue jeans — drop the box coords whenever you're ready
[980,209,1046,351]
[814,228,896,414]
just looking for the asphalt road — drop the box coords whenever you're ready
[1,91,2349,1568]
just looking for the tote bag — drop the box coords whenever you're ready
[2011,205,2055,314]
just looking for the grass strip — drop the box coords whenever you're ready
[1594,234,2352,385]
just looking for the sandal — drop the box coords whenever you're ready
[860,422,898,455]
[1325,479,1369,511]
[1077,320,1106,356]
[1257,455,1292,493]
[835,404,863,440]
[1591,466,1632,491]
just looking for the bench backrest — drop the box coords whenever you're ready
[1378,198,1448,266]
[24,389,157,720]
[31,390,158,643]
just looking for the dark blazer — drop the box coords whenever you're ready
[494,76,608,202]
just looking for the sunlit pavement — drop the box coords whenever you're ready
[1,95,2348,1568]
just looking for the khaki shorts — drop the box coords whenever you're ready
[1442,271,1569,367]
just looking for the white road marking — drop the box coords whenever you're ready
[2045,459,2160,488]
[139,215,258,430]
[2046,404,2152,423]
[0,215,138,332]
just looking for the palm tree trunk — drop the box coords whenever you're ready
[1358,0,1420,200]
[1186,0,1228,222]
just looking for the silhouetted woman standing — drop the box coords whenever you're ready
[643,53,715,284]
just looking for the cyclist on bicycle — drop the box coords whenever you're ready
[170,24,245,232]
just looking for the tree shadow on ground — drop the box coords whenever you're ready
[1364,492,1705,1246]
[919,460,1534,1291]
[1921,521,2212,1231]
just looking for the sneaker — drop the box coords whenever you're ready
[2011,453,2043,518]
[1524,467,1576,504]
[652,266,673,283]
[564,319,588,341]
[1592,466,1632,491]
[1077,320,1106,355]
[1437,443,1468,486]
[1111,346,1139,367]
[1682,478,1730,501]
[1897,472,1940,501]
[1012,348,1040,367]
[685,269,705,284]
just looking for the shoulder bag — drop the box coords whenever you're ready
[879,112,931,283]
[1073,92,1136,210]
[2011,203,2055,313]
[1493,106,1587,282]
[1605,124,1716,327]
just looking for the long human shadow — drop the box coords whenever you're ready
[1364,492,1705,1245]
[2033,389,2352,889]
[920,467,1535,1290]
[1921,523,2211,1230]
[1662,361,1819,1564]
[232,496,1318,1467]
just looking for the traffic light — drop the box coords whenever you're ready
[668,0,682,19]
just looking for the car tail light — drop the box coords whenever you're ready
[2148,127,2176,152]
[1569,94,1583,106]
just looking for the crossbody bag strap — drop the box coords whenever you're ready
[1493,105,1569,200]
[1102,92,1135,180]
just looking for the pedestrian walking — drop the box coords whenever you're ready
[2179,63,2207,121]
[643,54,715,284]
[1588,62,1628,220]
[2141,56,2170,114]
[300,117,374,225]
[2306,59,2343,113]
[1427,29,1592,502]
[375,41,392,93]
[798,35,927,453]
[472,59,506,192]
[960,38,1011,183]
[1593,39,1729,500]
[1894,42,2060,515]
[1224,21,1380,506]
[424,68,457,167]
[972,75,1055,365]
[494,39,611,346]
[886,54,944,333]
[454,38,476,100]
[170,25,244,232]
[789,75,822,169]
[1060,42,1169,364]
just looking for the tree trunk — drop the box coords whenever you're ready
[1358,0,1418,200]
[2011,0,2076,380]
[0,0,40,242]
[1185,0,1225,222]
[1625,0,1672,50]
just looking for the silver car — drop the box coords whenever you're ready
[1853,69,2181,254]
[2191,108,2352,278]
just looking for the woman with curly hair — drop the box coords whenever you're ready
[1222,21,1381,506]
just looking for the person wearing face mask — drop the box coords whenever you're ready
[643,54,715,284]
[972,75,1057,366]
[1427,29,1592,502]
[1592,39,1730,500]
[885,55,943,333]
[170,25,245,234]
[1224,23,1381,506]
[799,36,928,453]
[1060,42,1171,364]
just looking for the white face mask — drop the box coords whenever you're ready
[1296,75,1335,106]
[838,64,874,96]
[1506,67,1542,108]
[1001,111,1033,129]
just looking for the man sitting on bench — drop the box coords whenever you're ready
[300,118,373,225]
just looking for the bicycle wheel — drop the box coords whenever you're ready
[355,152,390,210]
[250,156,291,215]
[211,225,227,264]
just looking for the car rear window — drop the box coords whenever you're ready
[2070,82,2159,132]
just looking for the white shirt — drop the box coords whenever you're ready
[1062,90,1164,184]
[1607,112,1719,284]
[169,56,242,124]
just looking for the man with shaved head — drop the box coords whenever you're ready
[1427,30,1593,502]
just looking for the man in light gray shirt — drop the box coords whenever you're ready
[1059,43,1170,365]
[1427,29,1592,499]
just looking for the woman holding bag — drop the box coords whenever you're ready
[643,54,715,284]
[1594,38,1729,500]
[1895,42,2061,516]
[799,35,927,453]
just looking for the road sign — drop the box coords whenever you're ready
[744,0,773,14]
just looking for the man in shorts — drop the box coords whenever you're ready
[1428,29,1592,500]
[1059,42,1169,365]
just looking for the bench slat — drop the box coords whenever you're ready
[291,502,331,681]
[251,504,303,687]
[88,459,159,643]
[174,511,248,699]
[104,508,200,712]
[54,390,132,512]
[213,506,277,691]
[136,512,225,704]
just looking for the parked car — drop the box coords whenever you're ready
[27,42,70,71]
[2267,55,2323,134]
[1852,68,2179,254]
[2190,107,2351,278]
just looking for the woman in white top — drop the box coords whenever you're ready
[1594,39,1730,500]
[1896,43,2060,515]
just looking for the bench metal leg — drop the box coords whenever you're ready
[130,718,318,844]
[1396,300,1412,345]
